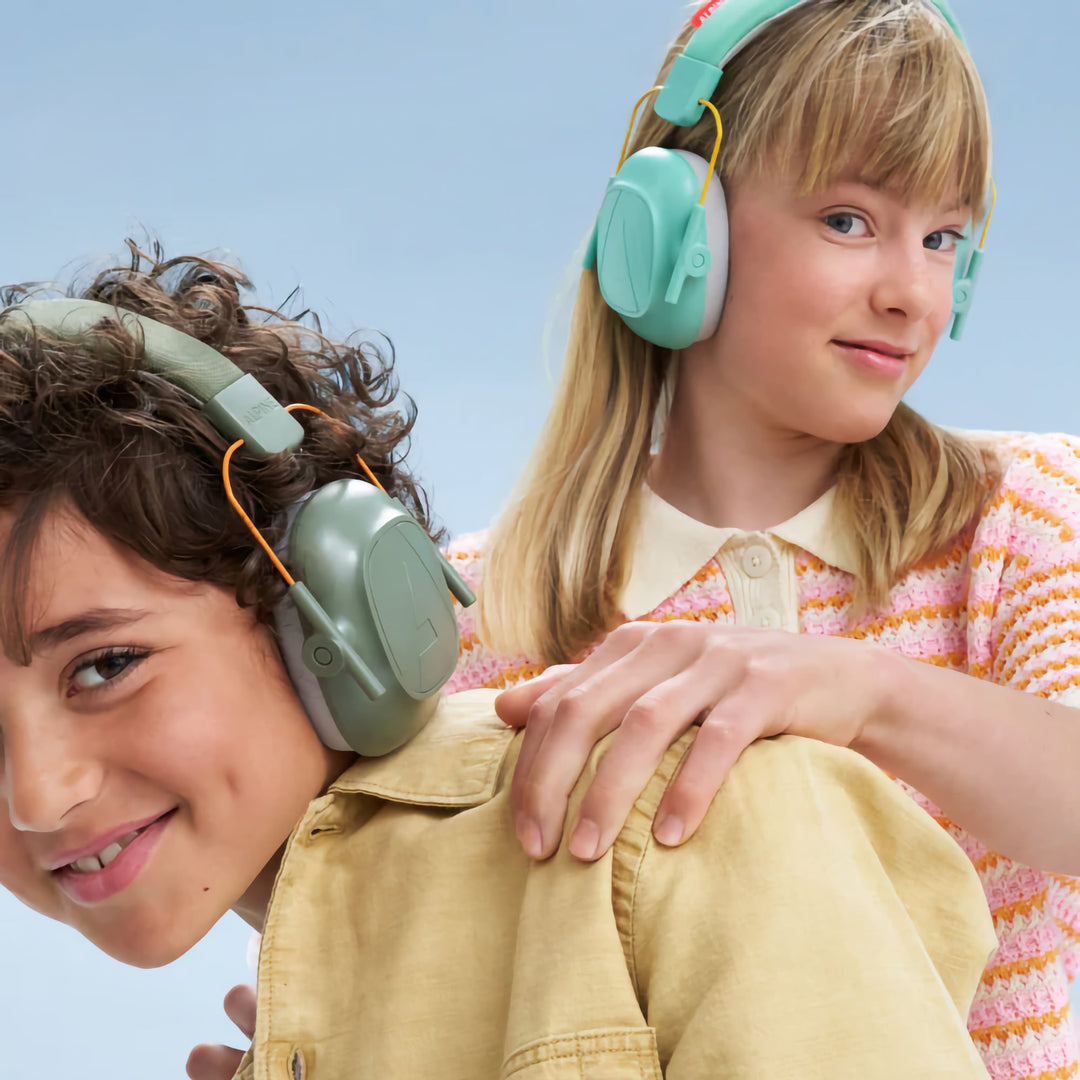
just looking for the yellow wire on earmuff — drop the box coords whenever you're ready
[617,86,663,171]
[221,402,389,589]
[616,90,724,207]
[696,99,724,205]
[979,178,998,250]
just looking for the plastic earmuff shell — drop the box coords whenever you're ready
[949,226,982,341]
[587,148,729,350]
[276,478,470,757]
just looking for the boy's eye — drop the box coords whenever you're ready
[823,212,869,237]
[68,649,147,696]
[924,230,961,253]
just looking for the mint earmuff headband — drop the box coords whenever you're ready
[587,0,993,348]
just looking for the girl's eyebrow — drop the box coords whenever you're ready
[29,608,150,656]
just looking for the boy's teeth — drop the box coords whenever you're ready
[99,843,124,867]
[68,829,145,873]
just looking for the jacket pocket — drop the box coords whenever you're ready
[502,1028,662,1079]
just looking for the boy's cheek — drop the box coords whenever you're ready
[0,817,56,919]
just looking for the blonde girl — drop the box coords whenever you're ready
[448,1,1080,1076]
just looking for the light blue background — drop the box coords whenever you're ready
[1,1,1077,1076]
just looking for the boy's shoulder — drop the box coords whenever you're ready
[331,688,511,807]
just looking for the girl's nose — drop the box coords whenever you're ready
[869,241,937,325]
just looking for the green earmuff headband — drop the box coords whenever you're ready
[8,298,475,756]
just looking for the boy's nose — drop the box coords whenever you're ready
[1,726,104,834]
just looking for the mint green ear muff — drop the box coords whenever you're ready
[585,147,729,350]
[11,298,475,757]
[588,0,989,347]
[949,180,995,341]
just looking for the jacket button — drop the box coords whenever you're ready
[289,1049,306,1080]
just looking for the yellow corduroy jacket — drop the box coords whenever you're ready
[234,689,996,1080]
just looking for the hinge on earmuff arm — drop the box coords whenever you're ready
[949,247,983,341]
[664,204,712,306]
[290,581,387,699]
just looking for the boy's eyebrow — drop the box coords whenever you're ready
[29,608,150,655]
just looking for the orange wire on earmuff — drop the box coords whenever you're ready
[285,403,387,493]
[616,90,724,206]
[221,402,388,588]
[222,438,294,584]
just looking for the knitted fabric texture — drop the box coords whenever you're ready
[447,431,1080,1080]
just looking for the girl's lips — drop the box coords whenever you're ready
[52,809,175,905]
[832,340,909,378]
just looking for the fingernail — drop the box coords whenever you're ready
[653,813,684,847]
[517,815,544,859]
[570,818,601,861]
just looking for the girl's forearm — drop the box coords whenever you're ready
[854,650,1080,874]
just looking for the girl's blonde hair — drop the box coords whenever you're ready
[482,0,997,664]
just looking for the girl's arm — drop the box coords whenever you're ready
[497,621,1080,872]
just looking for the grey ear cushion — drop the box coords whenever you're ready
[670,150,730,342]
[271,495,352,752]
[274,595,352,751]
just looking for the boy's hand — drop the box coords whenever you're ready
[186,984,257,1080]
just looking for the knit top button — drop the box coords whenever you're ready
[757,608,781,629]
[741,544,773,578]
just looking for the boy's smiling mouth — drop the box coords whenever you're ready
[46,809,177,905]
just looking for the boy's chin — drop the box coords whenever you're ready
[80,905,228,969]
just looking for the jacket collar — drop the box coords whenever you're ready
[329,689,514,808]
[620,484,858,619]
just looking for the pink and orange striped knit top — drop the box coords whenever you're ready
[447,430,1080,1080]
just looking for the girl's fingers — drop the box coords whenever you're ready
[223,983,257,1040]
[508,635,648,852]
[514,626,725,859]
[186,1044,245,1080]
[494,665,576,728]
[652,689,781,846]
[566,654,743,860]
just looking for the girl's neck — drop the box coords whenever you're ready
[650,361,843,531]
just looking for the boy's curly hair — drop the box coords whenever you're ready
[0,241,436,663]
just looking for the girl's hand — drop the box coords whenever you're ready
[186,984,257,1080]
[496,620,895,861]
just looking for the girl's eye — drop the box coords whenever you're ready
[67,649,148,697]
[824,212,869,237]
[924,230,962,253]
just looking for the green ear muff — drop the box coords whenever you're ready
[11,298,475,757]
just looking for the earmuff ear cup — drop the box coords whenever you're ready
[590,147,729,349]
[949,225,983,341]
[276,479,462,757]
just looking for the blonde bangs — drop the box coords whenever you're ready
[715,2,991,217]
